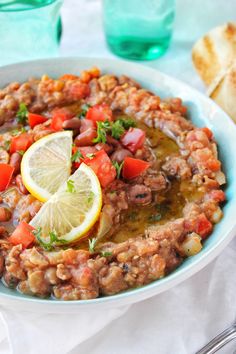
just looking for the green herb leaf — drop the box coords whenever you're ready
[71,150,83,163]
[148,214,162,222]
[86,153,95,159]
[100,251,112,257]
[16,103,28,124]
[2,140,10,151]
[116,117,136,130]
[33,227,68,251]
[77,103,91,119]
[17,150,25,156]
[111,120,125,139]
[66,179,76,193]
[11,127,27,136]
[112,161,124,179]
[88,237,97,253]
[93,121,110,144]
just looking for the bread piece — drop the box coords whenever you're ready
[192,22,236,86]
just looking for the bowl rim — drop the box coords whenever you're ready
[0,56,236,310]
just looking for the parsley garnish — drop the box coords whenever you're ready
[71,150,83,163]
[86,153,95,159]
[33,227,67,251]
[111,120,125,139]
[17,150,25,156]
[77,103,91,119]
[93,121,110,144]
[112,161,124,179]
[66,179,76,193]
[88,237,97,253]
[100,251,112,257]
[148,214,162,222]
[16,103,28,124]
[116,117,136,129]
[1,140,10,151]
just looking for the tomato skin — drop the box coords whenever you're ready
[51,108,74,131]
[68,82,90,100]
[207,190,226,203]
[72,146,97,168]
[0,164,14,191]
[122,157,150,179]
[201,127,213,140]
[83,150,116,188]
[28,113,47,128]
[59,74,79,81]
[10,133,33,154]
[120,128,145,153]
[86,104,113,123]
[195,214,213,239]
[8,222,35,248]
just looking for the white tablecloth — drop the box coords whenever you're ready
[1,1,236,353]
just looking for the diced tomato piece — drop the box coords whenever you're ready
[123,157,150,179]
[72,146,97,168]
[201,127,213,140]
[59,74,79,81]
[83,149,116,187]
[10,133,33,154]
[68,82,90,100]
[195,214,213,239]
[8,221,35,248]
[120,128,145,153]
[0,164,14,191]
[51,107,74,131]
[207,190,226,203]
[80,119,96,132]
[28,113,47,128]
[75,128,97,147]
[86,103,113,123]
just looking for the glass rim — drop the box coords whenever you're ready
[0,0,62,12]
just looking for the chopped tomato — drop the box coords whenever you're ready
[51,107,74,131]
[201,127,213,140]
[72,146,97,168]
[10,133,33,154]
[80,119,96,132]
[0,164,14,191]
[68,82,90,100]
[83,149,116,187]
[28,113,47,128]
[195,214,213,239]
[207,190,226,203]
[59,74,79,81]
[121,128,145,153]
[86,104,113,123]
[8,221,35,248]
[75,128,97,147]
[123,157,150,179]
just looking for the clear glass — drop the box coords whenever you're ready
[0,0,63,66]
[103,0,175,61]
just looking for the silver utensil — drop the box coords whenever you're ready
[196,324,236,354]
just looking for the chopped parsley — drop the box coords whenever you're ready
[16,103,28,124]
[93,121,110,144]
[148,214,162,222]
[86,153,95,159]
[11,127,27,136]
[1,140,10,151]
[77,103,91,119]
[116,117,136,129]
[88,237,97,253]
[112,161,124,179]
[111,120,125,139]
[17,150,25,156]
[100,251,112,257]
[33,227,67,251]
[66,179,76,193]
[71,149,83,163]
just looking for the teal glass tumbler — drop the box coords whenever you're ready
[103,0,176,61]
[0,0,63,66]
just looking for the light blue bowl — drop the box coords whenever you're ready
[0,58,236,312]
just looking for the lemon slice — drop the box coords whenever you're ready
[30,163,102,244]
[21,131,73,202]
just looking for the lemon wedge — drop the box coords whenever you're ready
[21,131,72,202]
[30,163,102,244]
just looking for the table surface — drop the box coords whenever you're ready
[1,0,236,353]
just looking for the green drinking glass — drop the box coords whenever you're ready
[103,0,176,61]
[0,0,63,66]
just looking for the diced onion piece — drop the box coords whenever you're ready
[215,171,226,185]
[211,207,223,224]
[182,232,202,256]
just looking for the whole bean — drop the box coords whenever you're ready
[9,152,22,175]
[62,117,81,130]
[111,148,133,164]
[16,174,28,195]
[0,207,12,222]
